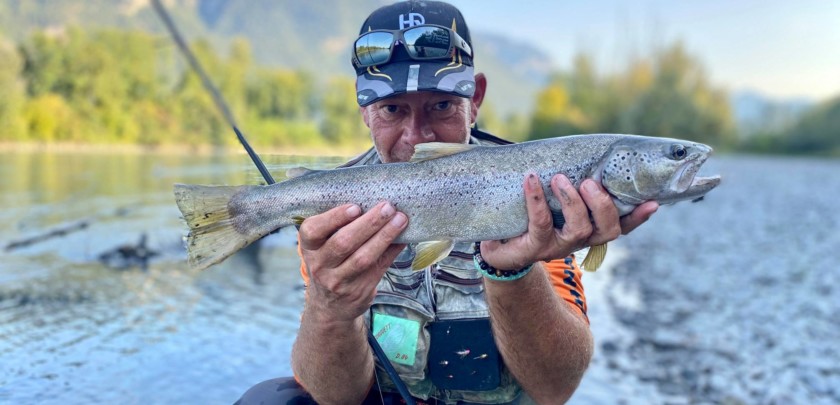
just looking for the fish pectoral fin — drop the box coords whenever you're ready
[411,240,455,270]
[286,167,319,178]
[292,216,306,226]
[410,143,479,163]
[581,243,607,272]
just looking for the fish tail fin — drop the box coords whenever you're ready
[174,183,257,270]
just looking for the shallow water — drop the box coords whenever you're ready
[1,151,837,404]
[0,151,342,404]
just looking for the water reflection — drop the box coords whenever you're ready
[0,150,335,403]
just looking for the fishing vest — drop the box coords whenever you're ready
[343,131,528,404]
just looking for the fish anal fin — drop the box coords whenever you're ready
[411,240,455,270]
[410,143,478,163]
[581,243,607,272]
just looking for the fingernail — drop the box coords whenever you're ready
[584,180,600,194]
[346,205,361,217]
[390,212,407,227]
[381,202,395,218]
[528,173,539,186]
[555,175,570,188]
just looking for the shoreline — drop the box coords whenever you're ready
[0,141,369,158]
[571,244,666,404]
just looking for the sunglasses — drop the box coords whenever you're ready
[353,24,473,68]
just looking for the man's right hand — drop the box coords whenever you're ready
[298,201,408,323]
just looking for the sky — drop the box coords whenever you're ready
[447,0,840,102]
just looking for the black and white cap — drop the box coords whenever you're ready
[353,0,476,107]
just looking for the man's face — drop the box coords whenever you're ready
[362,91,474,163]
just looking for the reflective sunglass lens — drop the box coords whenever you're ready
[403,26,451,58]
[356,32,394,66]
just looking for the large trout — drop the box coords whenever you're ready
[174,134,721,271]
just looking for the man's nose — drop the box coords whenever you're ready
[403,112,435,144]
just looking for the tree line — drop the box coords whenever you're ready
[0,28,368,152]
[0,27,837,156]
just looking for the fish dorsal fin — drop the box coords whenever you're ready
[286,167,318,178]
[410,143,478,163]
[411,240,455,270]
[581,243,607,272]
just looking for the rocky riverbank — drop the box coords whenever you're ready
[580,155,840,404]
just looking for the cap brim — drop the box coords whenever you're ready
[356,60,476,106]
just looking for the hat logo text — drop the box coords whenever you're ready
[399,13,425,29]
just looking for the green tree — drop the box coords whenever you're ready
[0,35,26,140]
[320,76,368,147]
[782,96,840,155]
[529,77,589,139]
[618,43,735,149]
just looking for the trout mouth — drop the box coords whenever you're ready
[664,155,721,204]
[687,174,722,194]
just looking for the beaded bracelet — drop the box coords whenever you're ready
[472,242,534,281]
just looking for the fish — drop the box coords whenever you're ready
[173,134,721,271]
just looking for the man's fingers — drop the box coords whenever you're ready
[550,175,592,245]
[523,173,554,240]
[299,204,362,250]
[620,201,659,234]
[339,211,408,281]
[579,179,621,246]
[322,201,398,260]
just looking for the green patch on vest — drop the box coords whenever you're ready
[372,313,420,366]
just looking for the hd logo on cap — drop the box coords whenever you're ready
[399,13,425,28]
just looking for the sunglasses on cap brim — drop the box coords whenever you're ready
[352,24,473,68]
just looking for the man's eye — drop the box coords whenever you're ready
[434,101,451,110]
[383,105,399,114]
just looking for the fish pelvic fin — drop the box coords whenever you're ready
[581,243,607,272]
[410,143,478,163]
[411,240,455,270]
[174,183,253,271]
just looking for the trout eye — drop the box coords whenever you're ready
[670,144,687,160]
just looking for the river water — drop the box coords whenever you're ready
[1,150,838,404]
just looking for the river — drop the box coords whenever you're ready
[1,150,838,404]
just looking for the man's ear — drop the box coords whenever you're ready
[470,73,487,125]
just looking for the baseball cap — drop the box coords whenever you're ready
[353,0,476,107]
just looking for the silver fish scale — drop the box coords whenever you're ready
[229,135,627,244]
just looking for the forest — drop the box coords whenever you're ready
[0,28,837,156]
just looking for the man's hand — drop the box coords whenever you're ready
[298,201,408,323]
[479,173,658,270]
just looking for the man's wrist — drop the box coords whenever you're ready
[473,242,534,281]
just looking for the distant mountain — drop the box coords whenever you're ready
[0,0,550,117]
[471,32,553,116]
[731,90,813,136]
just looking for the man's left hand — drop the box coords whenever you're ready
[479,173,658,271]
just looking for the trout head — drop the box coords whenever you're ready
[596,136,721,214]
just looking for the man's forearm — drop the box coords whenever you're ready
[484,263,593,404]
[291,307,374,405]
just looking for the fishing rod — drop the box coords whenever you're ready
[150,2,415,404]
[151,0,274,185]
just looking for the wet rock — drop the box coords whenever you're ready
[97,233,159,270]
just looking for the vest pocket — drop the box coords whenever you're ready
[433,265,489,320]
[369,289,434,383]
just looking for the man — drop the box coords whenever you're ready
[238,1,657,404]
